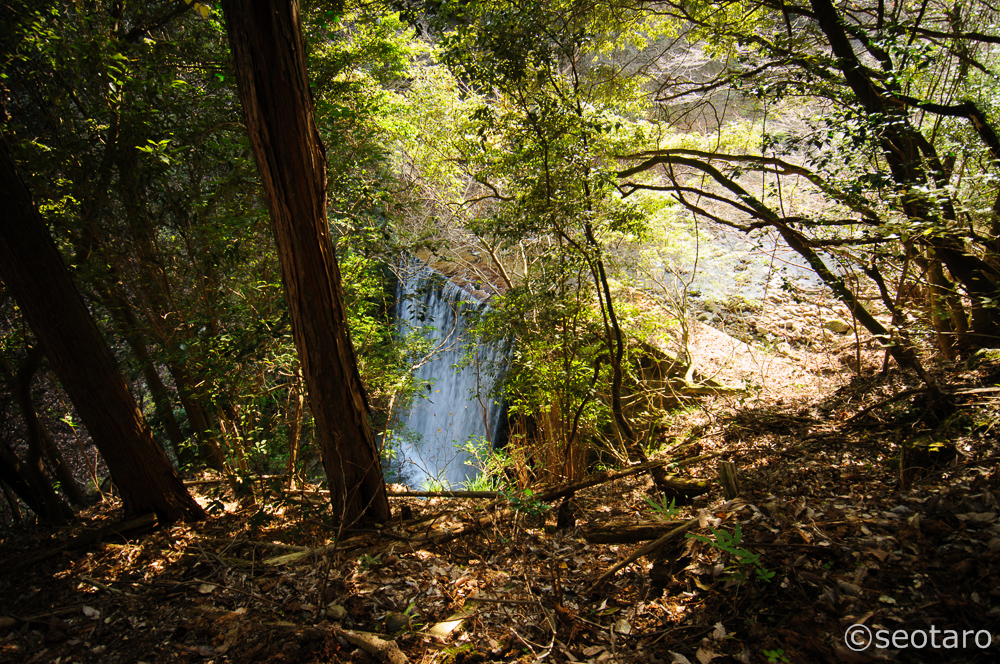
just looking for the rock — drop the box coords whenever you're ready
[837,580,862,597]
[384,611,414,633]
[824,319,853,334]
[696,312,715,323]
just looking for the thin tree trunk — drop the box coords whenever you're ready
[15,347,73,522]
[0,440,63,522]
[0,132,205,524]
[221,0,390,527]
[285,371,305,490]
[39,422,88,507]
[105,293,187,460]
[1,480,22,523]
[167,364,226,470]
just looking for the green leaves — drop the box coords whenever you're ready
[687,524,775,583]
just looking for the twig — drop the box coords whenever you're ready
[188,578,283,606]
[77,576,128,596]
[845,388,924,422]
[333,627,408,664]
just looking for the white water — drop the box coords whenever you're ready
[386,264,506,489]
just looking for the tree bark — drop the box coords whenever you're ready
[16,346,90,507]
[221,0,390,527]
[39,419,89,507]
[0,131,206,524]
[14,346,73,522]
[168,364,227,470]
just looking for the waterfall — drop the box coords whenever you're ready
[386,263,506,489]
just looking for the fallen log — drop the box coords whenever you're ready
[588,518,698,592]
[587,499,745,592]
[533,459,671,502]
[582,520,689,544]
[284,488,500,499]
[387,490,500,498]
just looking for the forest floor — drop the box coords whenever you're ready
[2,311,1000,664]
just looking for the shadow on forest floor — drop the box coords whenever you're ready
[1,357,999,664]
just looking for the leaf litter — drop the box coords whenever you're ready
[1,354,999,663]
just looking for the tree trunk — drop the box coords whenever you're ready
[1,479,22,523]
[104,292,188,461]
[809,0,1000,348]
[39,420,89,507]
[221,0,390,527]
[285,370,305,490]
[0,131,205,525]
[15,346,75,521]
[0,439,67,522]
[167,363,227,470]
[16,346,90,507]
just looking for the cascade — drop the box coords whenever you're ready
[386,263,506,489]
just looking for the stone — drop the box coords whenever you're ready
[824,319,853,334]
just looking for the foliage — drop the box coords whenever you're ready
[616,0,1000,358]
[501,487,549,517]
[459,435,514,492]
[762,648,790,664]
[7,0,1000,523]
[688,523,775,583]
[643,494,680,520]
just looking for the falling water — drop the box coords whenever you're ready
[386,263,506,489]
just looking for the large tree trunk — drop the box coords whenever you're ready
[221,0,390,527]
[0,132,206,525]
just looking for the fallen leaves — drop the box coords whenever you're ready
[3,360,1000,663]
